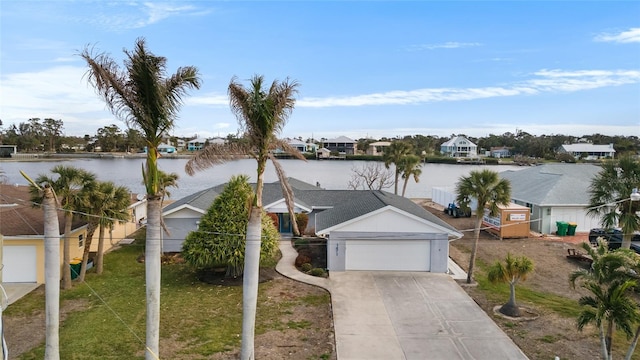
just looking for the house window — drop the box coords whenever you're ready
[79,234,84,248]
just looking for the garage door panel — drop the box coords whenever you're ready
[3,246,37,283]
[346,240,430,271]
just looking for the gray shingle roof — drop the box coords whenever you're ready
[499,164,601,206]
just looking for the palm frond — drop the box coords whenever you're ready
[185,142,253,176]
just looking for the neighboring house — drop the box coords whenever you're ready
[0,184,145,284]
[158,144,177,154]
[322,136,357,155]
[558,143,615,160]
[490,146,512,158]
[187,138,208,151]
[440,136,478,158]
[499,164,603,234]
[316,147,331,159]
[162,178,462,273]
[366,141,391,156]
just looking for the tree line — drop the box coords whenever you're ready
[1,117,638,159]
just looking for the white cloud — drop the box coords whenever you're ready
[186,93,228,106]
[297,69,640,108]
[594,27,640,43]
[408,42,482,51]
[80,2,210,31]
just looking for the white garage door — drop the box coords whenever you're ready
[3,246,37,282]
[346,240,430,271]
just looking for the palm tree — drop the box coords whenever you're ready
[570,241,640,359]
[399,154,422,197]
[31,165,96,289]
[81,37,201,359]
[456,169,511,284]
[77,181,130,281]
[185,74,300,360]
[383,141,413,195]
[588,155,640,250]
[22,172,60,360]
[487,253,534,317]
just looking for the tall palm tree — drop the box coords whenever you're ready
[588,155,640,250]
[22,172,60,360]
[77,181,130,281]
[185,74,300,360]
[31,165,96,289]
[570,241,640,359]
[81,37,201,359]
[456,169,511,284]
[487,253,534,317]
[383,141,413,195]
[399,154,422,197]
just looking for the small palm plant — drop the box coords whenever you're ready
[487,253,534,317]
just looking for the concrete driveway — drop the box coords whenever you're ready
[330,272,528,360]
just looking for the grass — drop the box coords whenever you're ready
[11,229,329,359]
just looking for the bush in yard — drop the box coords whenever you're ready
[295,254,312,267]
[181,175,278,278]
[309,268,328,277]
[300,263,312,272]
[295,213,309,234]
[267,212,279,229]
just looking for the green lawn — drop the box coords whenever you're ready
[8,230,326,359]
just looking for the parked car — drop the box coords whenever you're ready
[444,203,471,218]
[588,228,640,254]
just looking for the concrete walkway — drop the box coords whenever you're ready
[275,239,528,360]
[1,282,40,306]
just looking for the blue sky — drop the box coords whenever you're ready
[1,1,639,140]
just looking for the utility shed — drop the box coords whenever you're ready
[482,203,531,239]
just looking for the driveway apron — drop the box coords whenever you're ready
[330,271,528,360]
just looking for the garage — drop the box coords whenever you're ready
[3,245,37,282]
[345,239,431,271]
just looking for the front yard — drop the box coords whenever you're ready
[5,230,335,359]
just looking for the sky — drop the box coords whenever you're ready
[1,1,639,141]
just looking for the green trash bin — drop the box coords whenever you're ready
[567,222,578,236]
[556,221,569,236]
[70,259,81,280]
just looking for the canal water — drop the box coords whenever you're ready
[0,158,522,200]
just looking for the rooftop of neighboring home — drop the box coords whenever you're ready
[323,136,356,144]
[0,184,84,236]
[559,143,616,153]
[440,135,477,147]
[499,163,602,206]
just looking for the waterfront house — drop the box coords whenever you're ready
[322,136,357,156]
[557,143,615,160]
[366,141,391,156]
[162,178,462,272]
[490,146,512,158]
[440,136,478,158]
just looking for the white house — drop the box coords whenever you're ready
[558,143,616,160]
[322,136,357,155]
[499,164,604,234]
[162,178,462,273]
[440,136,478,158]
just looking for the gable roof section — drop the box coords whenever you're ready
[325,136,356,143]
[499,164,601,206]
[560,143,615,153]
[0,184,86,236]
[441,136,476,147]
[162,183,227,216]
[314,190,461,237]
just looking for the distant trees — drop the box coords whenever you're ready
[182,175,279,278]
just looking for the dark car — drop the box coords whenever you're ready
[588,228,640,253]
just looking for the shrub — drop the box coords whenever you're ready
[300,263,312,272]
[309,268,328,277]
[294,238,309,248]
[267,212,279,229]
[295,213,309,234]
[295,254,312,267]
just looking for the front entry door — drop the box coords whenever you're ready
[278,213,292,233]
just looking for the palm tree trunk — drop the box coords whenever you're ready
[43,186,60,360]
[62,212,73,289]
[394,168,400,195]
[624,325,640,360]
[96,225,107,274]
[145,197,162,360]
[600,323,610,360]
[606,320,614,359]
[401,178,409,197]
[240,207,262,360]
[78,223,97,282]
[466,215,483,284]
